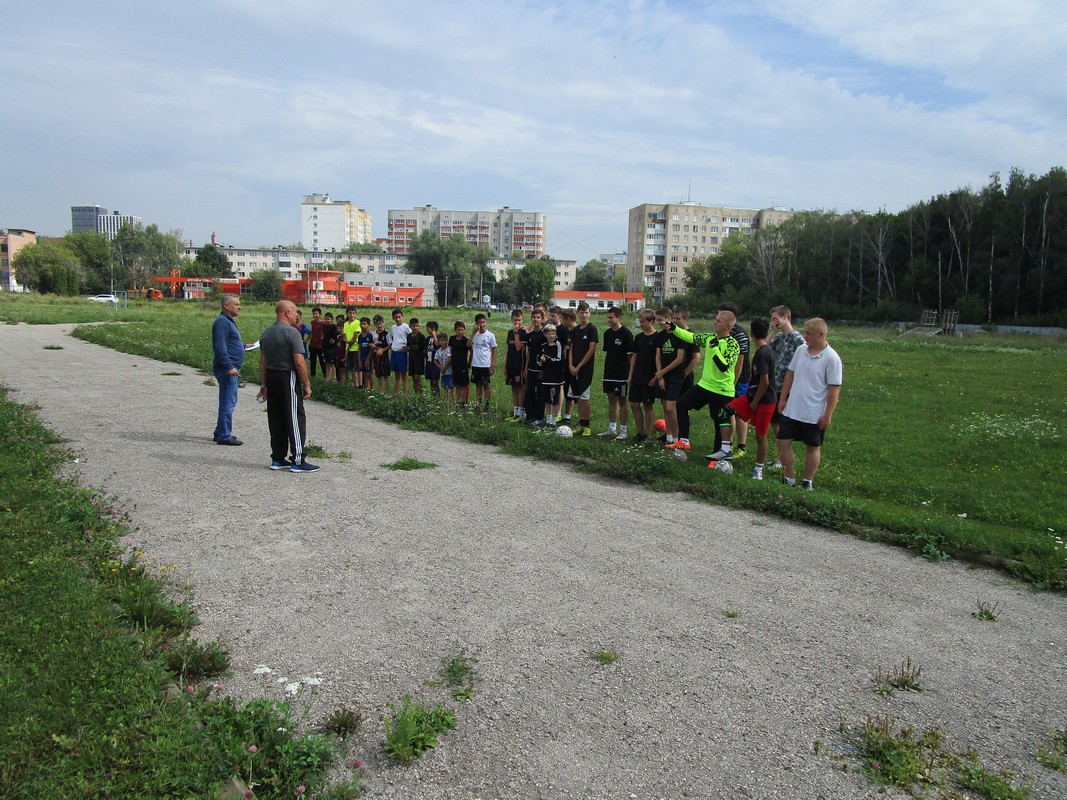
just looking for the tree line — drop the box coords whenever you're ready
[679,167,1067,326]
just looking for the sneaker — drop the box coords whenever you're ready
[269,460,290,470]
[290,461,320,473]
[801,479,814,491]
[665,440,691,451]
[752,468,764,481]
[782,476,796,486]
[579,427,591,437]
[770,459,783,470]
[596,429,616,438]
[705,449,733,461]
[616,431,629,441]
[632,433,649,445]
[507,415,524,423]
[216,436,243,446]
[734,446,747,458]
[527,419,545,428]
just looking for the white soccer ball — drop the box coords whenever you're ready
[556,425,573,438]
[670,448,688,462]
[714,459,734,475]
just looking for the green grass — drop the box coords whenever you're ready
[591,649,620,665]
[0,385,348,798]
[4,293,1064,590]
[382,694,457,764]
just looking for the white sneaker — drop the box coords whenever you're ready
[752,468,763,481]
[706,449,733,461]
[616,431,629,441]
[596,429,616,438]
[771,459,782,470]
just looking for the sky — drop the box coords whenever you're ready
[2,0,1065,263]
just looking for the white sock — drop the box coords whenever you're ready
[619,425,628,436]
[608,422,617,433]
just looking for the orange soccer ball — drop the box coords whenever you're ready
[653,418,667,432]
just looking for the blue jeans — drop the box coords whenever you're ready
[213,369,239,441]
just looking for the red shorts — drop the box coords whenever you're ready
[728,395,775,435]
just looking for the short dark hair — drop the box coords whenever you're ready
[606,306,622,317]
[454,320,466,330]
[312,306,321,313]
[576,301,590,312]
[427,320,439,330]
[718,301,739,316]
[409,317,419,325]
[475,313,486,322]
[673,305,690,320]
[750,317,770,340]
[391,307,403,317]
[656,306,673,318]
[360,316,370,325]
[511,309,523,319]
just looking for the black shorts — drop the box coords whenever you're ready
[678,385,734,426]
[453,369,470,387]
[631,379,656,406]
[505,367,524,386]
[374,356,390,378]
[656,375,686,402]
[776,415,826,447]
[602,380,628,397]
[471,366,492,386]
[539,384,562,405]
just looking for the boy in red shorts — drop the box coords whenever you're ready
[728,318,776,480]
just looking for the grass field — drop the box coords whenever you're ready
[4,292,1065,591]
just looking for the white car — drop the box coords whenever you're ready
[89,294,118,303]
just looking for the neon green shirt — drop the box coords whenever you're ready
[671,326,739,397]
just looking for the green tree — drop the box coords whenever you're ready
[187,243,233,278]
[328,261,362,274]
[573,259,613,291]
[11,239,82,295]
[406,230,490,305]
[249,269,283,302]
[65,232,114,293]
[111,223,182,290]
[516,258,555,304]
[344,242,384,254]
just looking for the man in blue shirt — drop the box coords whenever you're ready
[212,294,245,446]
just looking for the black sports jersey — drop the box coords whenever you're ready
[569,323,599,376]
[506,327,528,373]
[654,330,687,379]
[748,343,777,405]
[731,323,751,384]
[602,326,634,382]
[630,331,657,383]
[525,328,546,372]
[448,335,470,372]
[537,340,565,385]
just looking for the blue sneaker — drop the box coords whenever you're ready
[290,461,320,473]
[269,460,290,470]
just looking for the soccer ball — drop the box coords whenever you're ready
[653,418,667,432]
[670,448,687,462]
[556,425,573,438]
[712,459,734,475]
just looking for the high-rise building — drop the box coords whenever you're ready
[386,205,546,259]
[300,194,372,252]
[71,205,143,240]
[627,202,794,302]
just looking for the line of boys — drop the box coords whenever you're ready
[295,300,838,488]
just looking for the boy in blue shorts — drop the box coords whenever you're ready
[446,321,471,407]
[388,307,412,395]
[434,332,454,403]
[357,317,374,390]
[425,321,441,395]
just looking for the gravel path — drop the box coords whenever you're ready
[3,323,1065,800]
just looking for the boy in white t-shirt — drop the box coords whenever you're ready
[469,312,498,413]
[388,308,413,396]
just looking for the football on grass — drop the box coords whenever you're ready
[654,418,667,432]
[556,425,573,438]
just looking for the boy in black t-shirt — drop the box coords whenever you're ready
[523,309,547,426]
[536,324,566,426]
[505,309,528,421]
[407,318,428,394]
[728,318,777,480]
[447,321,471,407]
[567,302,599,436]
[627,309,658,444]
[651,306,687,446]
[597,306,632,440]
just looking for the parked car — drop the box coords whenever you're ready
[88,294,118,303]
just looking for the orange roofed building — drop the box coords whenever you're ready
[552,290,646,312]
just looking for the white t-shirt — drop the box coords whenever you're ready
[388,323,411,351]
[783,343,842,424]
[469,330,497,368]
[435,345,452,376]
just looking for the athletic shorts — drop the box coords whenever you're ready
[656,375,686,402]
[390,351,408,374]
[453,369,470,387]
[345,352,360,372]
[505,367,524,386]
[408,357,423,377]
[425,362,441,381]
[679,385,734,427]
[567,383,591,401]
[728,395,776,436]
[322,347,336,364]
[336,349,347,368]
[441,374,454,389]
[539,384,562,406]
[735,382,749,398]
[471,366,492,386]
[374,356,390,378]
[631,379,656,406]
[776,415,826,447]
[602,380,628,398]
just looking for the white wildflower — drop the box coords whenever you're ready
[285,681,301,697]
[253,665,272,675]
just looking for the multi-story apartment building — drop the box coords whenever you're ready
[627,202,794,302]
[386,206,546,259]
[180,243,408,281]
[485,257,576,292]
[300,194,373,252]
[71,205,143,240]
[1,228,36,291]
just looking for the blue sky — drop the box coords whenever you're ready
[1,0,1064,262]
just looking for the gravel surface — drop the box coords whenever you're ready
[3,322,1066,799]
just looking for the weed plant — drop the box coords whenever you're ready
[384,456,437,471]
[872,657,923,696]
[0,387,349,798]
[591,649,620,665]
[973,598,1001,621]
[383,694,457,764]
[1035,727,1067,773]
[15,292,1059,591]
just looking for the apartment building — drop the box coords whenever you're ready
[182,244,409,280]
[1,228,36,291]
[300,193,373,252]
[71,205,143,240]
[627,202,794,302]
[386,206,546,258]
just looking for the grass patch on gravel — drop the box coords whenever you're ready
[0,386,354,799]
[12,292,1056,592]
